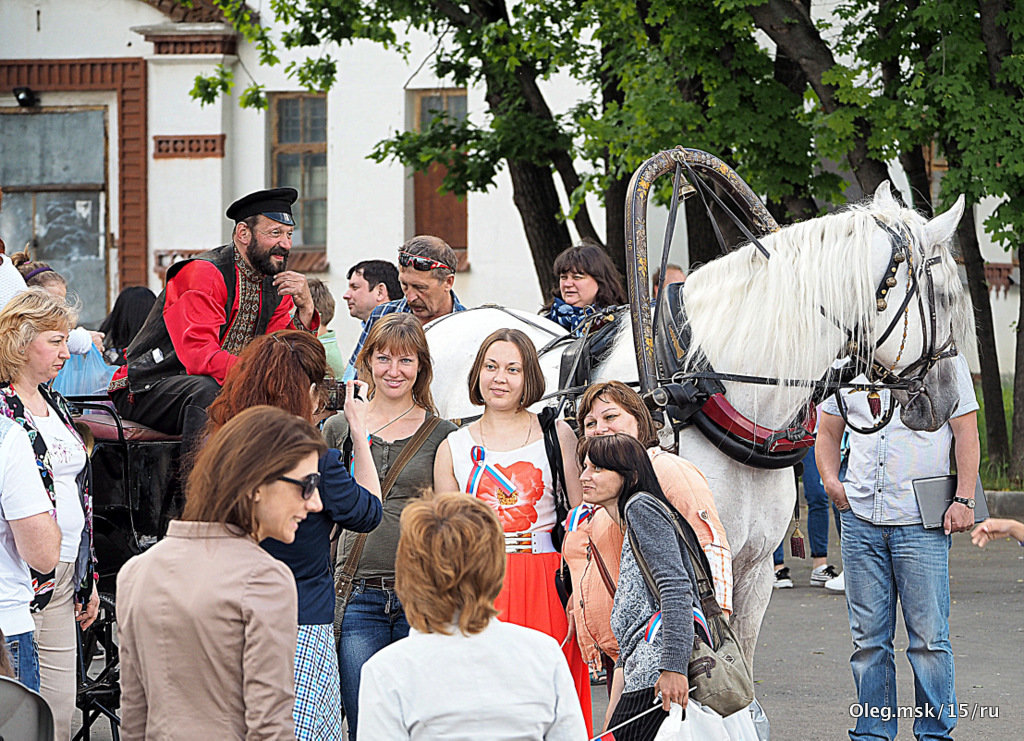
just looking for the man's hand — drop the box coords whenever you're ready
[943,501,975,535]
[274,271,315,327]
[76,590,100,630]
[823,476,850,511]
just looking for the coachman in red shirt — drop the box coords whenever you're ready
[108,188,319,438]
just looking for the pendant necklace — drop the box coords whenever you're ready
[479,413,533,450]
[368,403,416,441]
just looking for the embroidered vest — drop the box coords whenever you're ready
[123,244,284,392]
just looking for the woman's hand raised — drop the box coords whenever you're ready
[343,380,371,438]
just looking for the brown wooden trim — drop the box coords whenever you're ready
[138,0,228,23]
[153,134,225,159]
[1,58,148,288]
[146,35,237,56]
[985,263,1016,295]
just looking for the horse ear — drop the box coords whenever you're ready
[873,181,897,211]
[923,195,966,246]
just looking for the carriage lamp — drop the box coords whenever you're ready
[13,87,38,107]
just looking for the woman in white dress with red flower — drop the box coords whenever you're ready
[434,328,591,729]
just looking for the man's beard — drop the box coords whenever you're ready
[247,241,289,275]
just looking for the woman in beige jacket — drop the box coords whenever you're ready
[116,406,326,740]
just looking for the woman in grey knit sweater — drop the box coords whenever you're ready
[579,433,701,740]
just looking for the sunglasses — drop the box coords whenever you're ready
[398,251,453,273]
[278,472,321,500]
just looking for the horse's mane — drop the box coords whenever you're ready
[683,196,970,420]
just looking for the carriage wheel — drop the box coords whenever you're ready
[75,592,120,741]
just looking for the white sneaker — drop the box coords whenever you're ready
[809,564,840,587]
[773,566,793,589]
[824,571,845,593]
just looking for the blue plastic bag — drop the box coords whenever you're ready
[52,344,116,396]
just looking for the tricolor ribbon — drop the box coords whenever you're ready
[644,606,714,647]
[565,504,596,532]
[466,445,517,497]
[644,611,662,643]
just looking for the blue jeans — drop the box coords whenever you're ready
[4,630,40,691]
[774,446,841,564]
[337,582,409,740]
[839,510,956,740]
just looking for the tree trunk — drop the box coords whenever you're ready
[506,157,573,301]
[899,146,933,215]
[956,204,1009,466]
[605,174,629,278]
[1011,242,1024,483]
[685,196,724,269]
[747,0,890,194]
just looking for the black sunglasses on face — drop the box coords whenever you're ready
[278,472,321,500]
[398,251,453,273]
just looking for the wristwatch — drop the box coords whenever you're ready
[952,496,975,509]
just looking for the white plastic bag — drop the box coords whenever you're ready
[722,703,761,741]
[653,702,731,741]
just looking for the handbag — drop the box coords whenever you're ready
[625,492,754,718]
[333,415,442,623]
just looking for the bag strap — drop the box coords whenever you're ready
[539,407,569,544]
[624,492,722,620]
[588,537,617,598]
[335,414,443,581]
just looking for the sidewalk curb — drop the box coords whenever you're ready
[986,490,1024,519]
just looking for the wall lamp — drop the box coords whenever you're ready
[13,87,38,108]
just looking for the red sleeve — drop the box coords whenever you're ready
[267,295,320,334]
[163,261,238,384]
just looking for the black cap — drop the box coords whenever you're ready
[226,187,298,226]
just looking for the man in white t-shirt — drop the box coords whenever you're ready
[0,416,61,690]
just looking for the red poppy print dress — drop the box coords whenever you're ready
[448,426,592,729]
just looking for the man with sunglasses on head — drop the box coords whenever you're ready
[343,236,465,380]
[108,187,319,439]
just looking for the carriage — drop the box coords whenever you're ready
[64,147,968,738]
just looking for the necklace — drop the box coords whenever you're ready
[369,403,416,438]
[478,413,533,450]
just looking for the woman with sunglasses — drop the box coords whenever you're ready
[579,433,702,740]
[324,313,456,740]
[117,406,327,739]
[542,240,627,335]
[204,330,383,740]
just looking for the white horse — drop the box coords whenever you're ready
[424,182,970,665]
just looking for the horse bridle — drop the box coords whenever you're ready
[831,217,958,433]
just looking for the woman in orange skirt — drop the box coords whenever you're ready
[434,328,592,730]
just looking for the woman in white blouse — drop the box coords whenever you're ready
[0,288,99,739]
[358,493,587,740]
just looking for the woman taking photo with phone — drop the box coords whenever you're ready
[204,329,383,739]
[433,328,591,728]
[118,406,326,738]
[324,313,455,740]
[579,433,701,740]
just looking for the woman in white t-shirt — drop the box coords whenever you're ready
[0,288,98,739]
